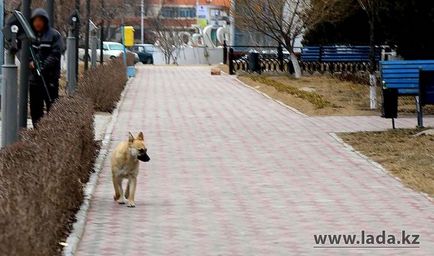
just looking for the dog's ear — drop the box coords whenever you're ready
[137,132,144,141]
[128,132,135,143]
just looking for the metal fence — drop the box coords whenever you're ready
[223,43,385,75]
[224,43,296,75]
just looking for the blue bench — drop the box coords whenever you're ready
[380,60,434,95]
[300,46,321,62]
[301,46,381,62]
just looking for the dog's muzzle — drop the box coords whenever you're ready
[137,149,150,162]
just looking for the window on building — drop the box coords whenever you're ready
[210,9,220,18]
[161,7,196,18]
[179,8,196,18]
[161,7,176,18]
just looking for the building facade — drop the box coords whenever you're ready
[109,0,230,42]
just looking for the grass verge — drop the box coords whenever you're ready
[239,74,378,116]
[340,129,434,197]
[249,75,332,109]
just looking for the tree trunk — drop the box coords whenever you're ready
[368,16,377,109]
[290,52,301,78]
[283,36,302,78]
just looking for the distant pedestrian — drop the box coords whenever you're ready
[28,8,63,127]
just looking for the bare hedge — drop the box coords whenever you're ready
[78,57,128,112]
[0,57,129,255]
[125,51,136,66]
[0,96,96,256]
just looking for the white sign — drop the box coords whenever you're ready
[197,5,208,19]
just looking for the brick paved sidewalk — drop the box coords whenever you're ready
[76,66,434,256]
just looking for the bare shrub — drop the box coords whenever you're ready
[125,52,136,66]
[78,58,128,112]
[0,95,97,256]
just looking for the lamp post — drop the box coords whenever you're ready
[141,0,144,44]
[47,0,54,26]
[100,0,105,65]
[18,0,31,129]
[0,0,4,74]
[75,0,80,79]
[84,0,90,70]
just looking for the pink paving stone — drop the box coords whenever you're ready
[76,66,434,256]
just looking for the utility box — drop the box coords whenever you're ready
[123,26,135,47]
[382,88,398,118]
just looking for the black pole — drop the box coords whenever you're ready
[223,40,227,65]
[100,0,105,65]
[84,0,90,70]
[75,0,80,80]
[18,0,31,129]
[47,0,54,27]
[228,48,235,75]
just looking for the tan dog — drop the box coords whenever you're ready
[111,132,150,207]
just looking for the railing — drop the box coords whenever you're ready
[223,42,297,75]
[222,43,388,75]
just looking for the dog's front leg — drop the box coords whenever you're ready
[115,176,126,204]
[112,174,121,201]
[126,178,137,208]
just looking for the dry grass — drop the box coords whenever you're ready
[239,74,379,116]
[340,129,434,198]
[250,76,332,109]
[239,73,434,117]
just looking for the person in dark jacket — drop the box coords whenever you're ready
[29,8,63,127]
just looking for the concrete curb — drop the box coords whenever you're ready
[227,73,308,118]
[329,132,433,203]
[62,77,134,256]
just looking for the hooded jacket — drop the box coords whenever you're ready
[30,8,64,82]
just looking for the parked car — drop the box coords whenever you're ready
[79,42,139,63]
[130,44,155,64]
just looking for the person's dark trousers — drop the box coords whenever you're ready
[29,79,59,127]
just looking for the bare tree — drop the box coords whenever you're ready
[358,0,380,109]
[235,0,352,78]
[147,1,190,64]
[149,17,186,64]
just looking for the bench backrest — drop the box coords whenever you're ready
[301,46,321,62]
[380,60,434,95]
[301,46,381,62]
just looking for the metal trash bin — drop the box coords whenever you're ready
[382,88,398,118]
[248,52,261,73]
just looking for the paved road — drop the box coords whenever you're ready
[76,66,434,256]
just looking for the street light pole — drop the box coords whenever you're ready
[100,0,105,65]
[84,0,90,70]
[0,0,4,72]
[75,0,80,80]
[47,0,54,27]
[18,0,31,129]
[0,0,4,110]
[141,0,144,44]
